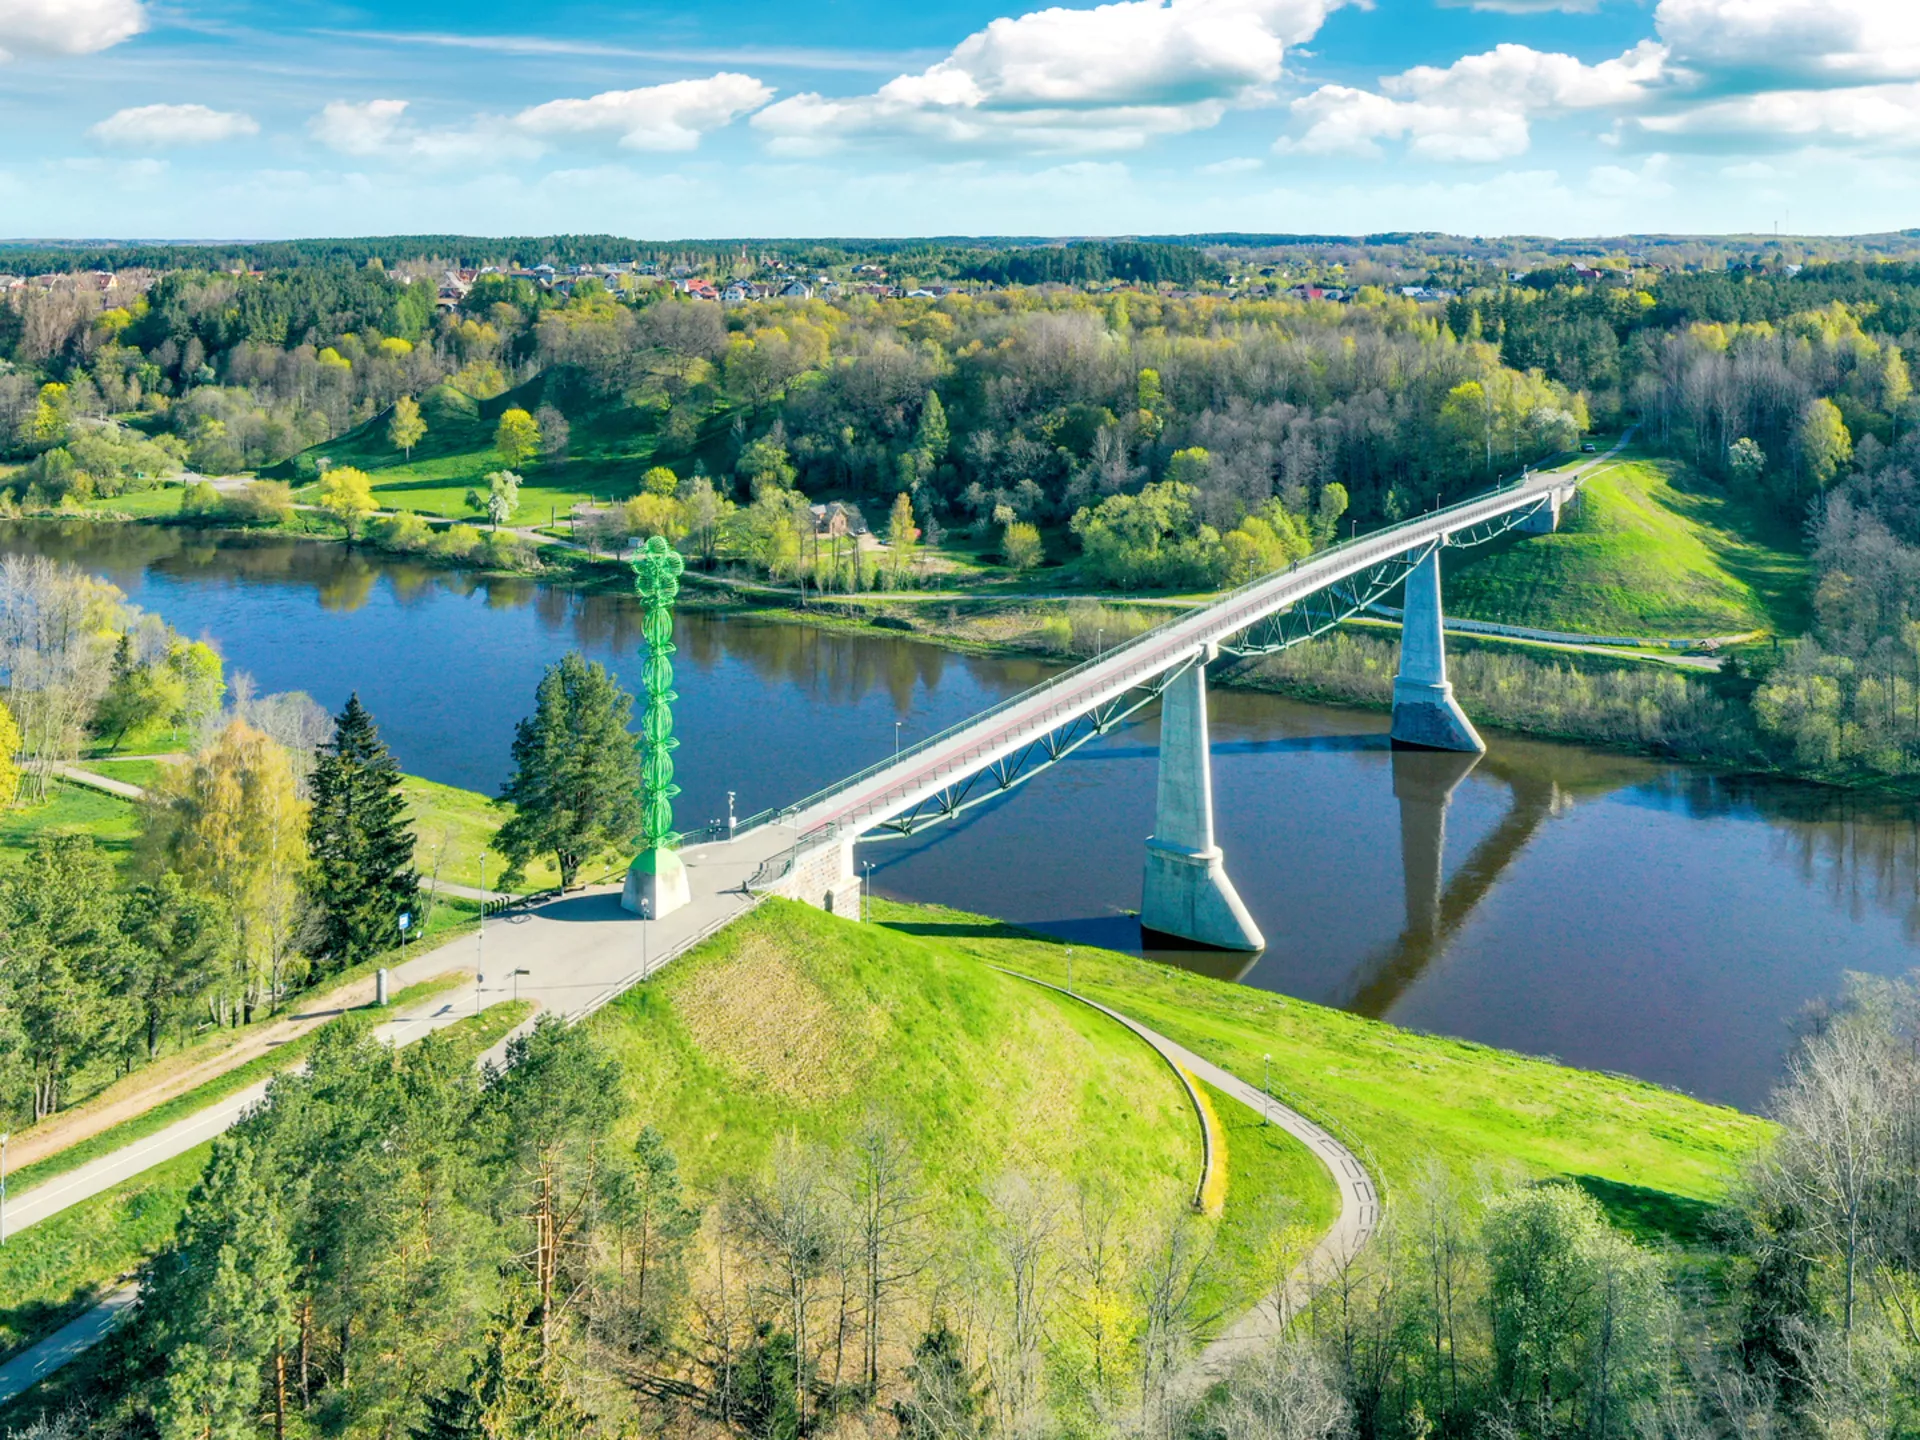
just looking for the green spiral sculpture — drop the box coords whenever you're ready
[633,535,686,849]
[626,535,691,917]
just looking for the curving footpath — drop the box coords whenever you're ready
[1000,971,1378,1370]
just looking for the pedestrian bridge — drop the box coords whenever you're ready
[660,441,1620,950]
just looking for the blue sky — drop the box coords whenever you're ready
[2,0,1917,239]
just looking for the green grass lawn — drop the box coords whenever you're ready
[293,380,664,526]
[72,758,164,790]
[1445,454,1811,640]
[0,780,142,868]
[590,900,1338,1329]
[403,774,572,893]
[81,485,197,520]
[0,1000,532,1374]
[872,901,1769,1244]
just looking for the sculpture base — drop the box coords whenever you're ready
[623,847,690,919]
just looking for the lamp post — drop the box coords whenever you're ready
[894,720,903,759]
[863,861,874,922]
[476,852,485,1016]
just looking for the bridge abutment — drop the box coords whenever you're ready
[1140,658,1264,952]
[1390,548,1485,754]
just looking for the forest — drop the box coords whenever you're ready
[12,252,1920,776]
[51,958,1920,1440]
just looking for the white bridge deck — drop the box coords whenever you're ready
[726,443,1619,881]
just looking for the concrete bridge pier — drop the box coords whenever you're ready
[1390,548,1485,754]
[1140,656,1265,952]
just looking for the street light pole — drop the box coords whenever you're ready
[894,720,902,759]
[863,861,874,922]
[476,852,485,1016]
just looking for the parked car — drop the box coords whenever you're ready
[1581,441,1598,452]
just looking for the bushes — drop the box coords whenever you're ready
[220,480,292,527]
[1249,628,1761,763]
[362,512,538,570]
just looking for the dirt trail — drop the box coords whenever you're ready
[5,966,459,1174]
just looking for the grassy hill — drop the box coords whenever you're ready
[1444,454,1811,639]
[291,375,669,525]
[589,899,1339,1328]
[873,901,1769,1244]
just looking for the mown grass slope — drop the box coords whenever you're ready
[589,900,1338,1320]
[1445,455,1810,639]
[292,377,662,525]
[875,902,1769,1245]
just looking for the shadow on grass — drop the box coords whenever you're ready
[0,1289,102,1370]
[1571,1173,1718,1246]
[882,917,1043,942]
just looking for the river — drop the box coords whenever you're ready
[10,520,1917,1113]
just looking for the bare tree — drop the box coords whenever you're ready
[1761,1015,1895,1341]
[986,1171,1063,1434]
[839,1115,929,1396]
[1206,1337,1353,1440]
[729,1134,840,1432]
[1135,1216,1214,1440]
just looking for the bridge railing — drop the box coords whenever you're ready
[732,454,1583,843]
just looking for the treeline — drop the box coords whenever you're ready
[66,971,1920,1440]
[959,241,1224,288]
[0,612,654,1127]
[0,675,424,1121]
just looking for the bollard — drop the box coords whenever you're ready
[376,967,389,1007]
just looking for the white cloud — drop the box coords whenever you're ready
[90,103,259,148]
[1654,0,1920,83]
[1636,82,1920,146]
[309,99,542,166]
[311,77,767,168]
[1201,155,1263,173]
[1585,153,1672,199]
[755,0,1345,153]
[1281,40,1668,161]
[0,0,144,61]
[1443,0,1601,10]
[514,74,772,150]
[310,99,411,156]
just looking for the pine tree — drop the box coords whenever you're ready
[308,694,419,968]
[495,654,642,890]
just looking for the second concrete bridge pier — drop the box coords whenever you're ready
[1389,548,1485,754]
[1139,655,1265,952]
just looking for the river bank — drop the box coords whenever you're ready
[23,509,1881,792]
